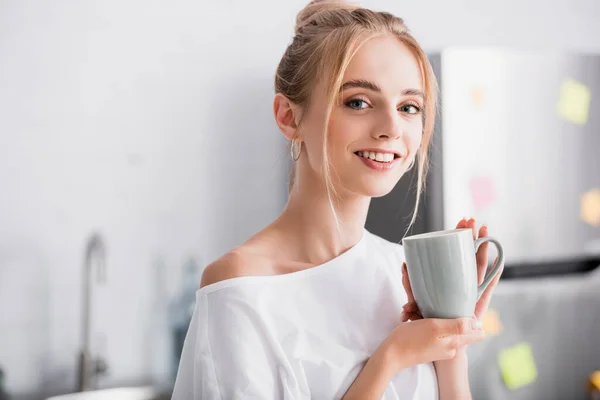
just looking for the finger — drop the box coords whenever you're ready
[455,218,468,229]
[411,312,423,321]
[401,311,409,322]
[401,309,422,322]
[467,218,477,239]
[455,328,486,347]
[402,312,423,322]
[476,224,489,285]
[474,261,505,319]
[440,318,485,347]
[402,302,420,313]
[436,317,482,337]
[402,262,416,303]
[474,259,504,319]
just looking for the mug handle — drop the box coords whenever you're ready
[474,236,505,300]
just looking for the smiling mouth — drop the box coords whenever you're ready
[354,151,400,163]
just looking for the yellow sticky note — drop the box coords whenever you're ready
[581,189,600,227]
[482,308,503,336]
[498,343,538,390]
[557,78,591,125]
[590,371,600,390]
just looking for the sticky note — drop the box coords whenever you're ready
[471,86,484,106]
[498,343,538,390]
[581,189,600,227]
[469,176,496,210]
[557,78,591,125]
[590,371,600,390]
[482,308,503,336]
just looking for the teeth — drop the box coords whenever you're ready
[357,151,395,163]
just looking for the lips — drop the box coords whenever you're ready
[354,151,401,171]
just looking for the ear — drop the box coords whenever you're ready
[273,93,302,140]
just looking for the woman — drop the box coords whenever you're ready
[172,1,502,398]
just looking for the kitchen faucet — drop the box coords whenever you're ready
[76,232,108,391]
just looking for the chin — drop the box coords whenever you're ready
[364,187,396,198]
[349,180,399,198]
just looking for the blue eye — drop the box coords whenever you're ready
[400,104,421,114]
[345,98,370,110]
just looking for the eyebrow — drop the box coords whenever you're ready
[339,79,424,98]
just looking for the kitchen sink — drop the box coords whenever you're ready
[45,386,162,400]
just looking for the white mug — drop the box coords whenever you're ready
[402,228,505,319]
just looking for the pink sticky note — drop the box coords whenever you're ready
[469,176,496,209]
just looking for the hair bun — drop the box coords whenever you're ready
[295,0,359,34]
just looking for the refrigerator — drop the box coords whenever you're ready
[367,47,600,276]
[365,48,600,400]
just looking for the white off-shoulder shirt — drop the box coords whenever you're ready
[172,229,439,399]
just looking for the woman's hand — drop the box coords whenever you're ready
[378,315,485,375]
[400,217,504,322]
[342,316,484,400]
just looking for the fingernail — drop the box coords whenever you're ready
[472,318,483,330]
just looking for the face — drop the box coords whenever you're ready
[301,34,425,198]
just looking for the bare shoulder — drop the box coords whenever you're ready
[200,243,275,289]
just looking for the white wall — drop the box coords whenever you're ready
[0,0,598,396]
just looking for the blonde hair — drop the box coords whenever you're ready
[275,0,439,236]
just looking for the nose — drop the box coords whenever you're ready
[371,109,403,141]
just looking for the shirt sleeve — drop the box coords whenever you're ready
[171,289,304,400]
[171,291,221,399]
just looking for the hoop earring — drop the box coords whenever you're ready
[290,138,302,161]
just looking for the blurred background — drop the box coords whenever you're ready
[0,0,599,399]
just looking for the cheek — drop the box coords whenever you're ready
[326,114,358,154]
[328,112,353,140]
[405,123,423,155]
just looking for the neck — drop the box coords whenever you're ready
[271,163,370,265]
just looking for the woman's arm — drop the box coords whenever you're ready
[342,344,396,400]
[342,318,484,400]
[434,348,472,400]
